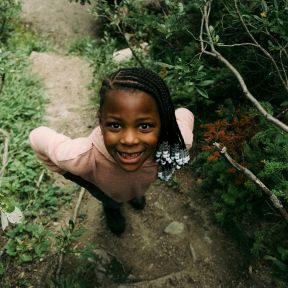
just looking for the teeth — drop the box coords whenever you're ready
[119,152,141,159]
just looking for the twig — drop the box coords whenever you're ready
[216,43,258,48]
[72,187,86,223]
[26,170,46,210]
[0,128,9,182]
[55,187,86,280]
[276,108,288,119]
[0,73,6,94]
[36,170,45,188]
[55,253,63,280]
[200,1,288,133]
[120,270,191,287]
[189,241,197,263]
[213,142,288,223]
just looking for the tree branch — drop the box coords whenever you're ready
[216,43,258,48]
[213,142,288,223]
[200,1,288,133]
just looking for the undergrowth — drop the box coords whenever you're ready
[0,2,74,287]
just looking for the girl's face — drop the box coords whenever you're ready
[99,89,161,172]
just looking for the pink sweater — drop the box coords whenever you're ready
[29,108,194,202]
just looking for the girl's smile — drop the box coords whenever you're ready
[99,89,161,172]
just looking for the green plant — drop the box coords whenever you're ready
[7,23,49,55]
[4,223,52,262]
[167,175,180,191]
[56,220,86,254]
[0,8,76,285]
[0,261,5,276]
[0,54,73,218]
[0,0,20,44]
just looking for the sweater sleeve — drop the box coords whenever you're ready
[29,126,93,175]
[175,108,194,150]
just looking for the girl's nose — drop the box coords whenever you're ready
[120,129,139,145]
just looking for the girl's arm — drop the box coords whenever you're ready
[175,108,194,150]
[29,126,93,175]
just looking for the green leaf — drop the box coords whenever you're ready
[0,262,5,276]
[19,253,33,263]
[178,3,184,13]
[264,256,288,271]
[277,246,288,261]
[196,87,209,99]
[4,241,17,256]
[155,62,174,69]
[34,243,48,257]
[197,80,214,87]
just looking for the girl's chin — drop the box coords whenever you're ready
[120,165,141,172]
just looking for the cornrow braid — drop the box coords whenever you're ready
[99,67,190,181]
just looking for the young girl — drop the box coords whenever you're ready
[29,67,194,235]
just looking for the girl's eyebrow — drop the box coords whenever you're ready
[104,114,122,120]
[104,114,156,121]
[135,117,156,122]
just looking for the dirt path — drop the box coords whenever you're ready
[21,1,271,287]
[21,0,98,51]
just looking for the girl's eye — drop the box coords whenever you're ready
[108,123,121,130]
[139,123,153,131]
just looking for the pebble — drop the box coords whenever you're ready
[164,221,185,235]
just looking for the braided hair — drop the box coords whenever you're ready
[99,67,190,181]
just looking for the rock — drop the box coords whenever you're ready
[204,232,213,244]
[164,221,185,235]
[93,248,111,265]
[112,48,133,62]
[127,274,136,281]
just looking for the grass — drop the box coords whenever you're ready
[0,22,76,287]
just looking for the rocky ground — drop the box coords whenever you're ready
[20,1,273,287]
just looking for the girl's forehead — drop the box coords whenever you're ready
[102,89,159,115]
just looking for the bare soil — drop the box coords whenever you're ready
[20,1,274,287]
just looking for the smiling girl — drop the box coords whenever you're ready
[29,67,194,235]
